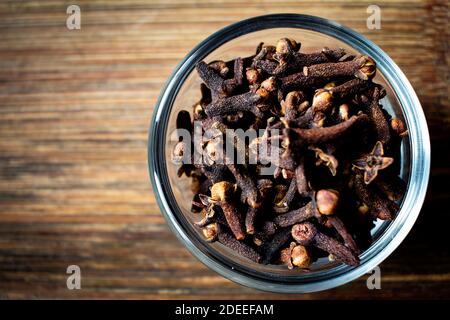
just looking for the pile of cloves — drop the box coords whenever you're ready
[172,38,408,269]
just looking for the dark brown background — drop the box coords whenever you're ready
[0,0,448,299]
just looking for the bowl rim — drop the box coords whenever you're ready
[148,13,431,293]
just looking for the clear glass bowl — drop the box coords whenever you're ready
[148,14,430,293]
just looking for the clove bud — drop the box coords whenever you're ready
[316,189,340,215]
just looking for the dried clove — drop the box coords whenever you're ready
[217,227,262,263]
[196,61,228,94]
[390,117,408,137]
[260,228,292,264]
[326,216,360,255]
[290,244,311,268]
[329,78,371,100]
[295,157,310,197]
[303,56,376,80]
[284,114,368,146]
[353,173,393,220]
[361,87,391,144]
[208,181,246,240]
[292,222,359,266]
[352,141,394,184]
[208,60,229,78]
[174,37,406,269]
[282,91,307,121]
[310,146,339,176]
[245,207,258,235]
[274,175,297,213]
[202,223,219,242]
[274,47,347,76]
[274,201,316,227]
[246,67,261,85]
[280,242,311,269]
[280,72,330,93]
[373,174,406,201]
[316,189,340,215]
[204,91,267,118]
[227,164,260,208]
[253,221,277,245]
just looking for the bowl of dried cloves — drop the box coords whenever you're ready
[148,14,430,292]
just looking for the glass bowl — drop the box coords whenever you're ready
[148,14,430,293]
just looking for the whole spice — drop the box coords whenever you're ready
[360,86,391,144]
[329,78,372,100]
[227,164,261,208]
[195,205,226,227]
[280,72,330,93]
[217,227,262,263]
[284,113,368,147]
[245,67,259,83]
[208,60,229,77]
[373,174,407,201]
[291,244,311,268]
[273,201,316,227]
[282,91,307,121]
[204,91,267,118]
[390,117,408,137]
[295,157,310,197]
[352,141,394,185]
[311,89,334,114]
[353,173,394,220]
[314,190,360,254]
[316,189,339,215]
[253,220,277,245]
[280,242,311,269]
[274,46,347,76]
[274,175,297,213]
[338,104,350,121]
[245,207,258,235]
[261,228,292,264]
[326,216,360,255]
[310,146,339,176]
[173,38,406,269]
[208,181,246,240]
[202,223,219,242]
[303,55,376,80]
[292,222,359,266]
[196,61,228,95]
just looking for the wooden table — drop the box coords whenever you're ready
[0,0,448,299]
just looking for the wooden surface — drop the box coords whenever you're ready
[0,0,448,299]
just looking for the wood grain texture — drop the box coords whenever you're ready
[0,0,448,299]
